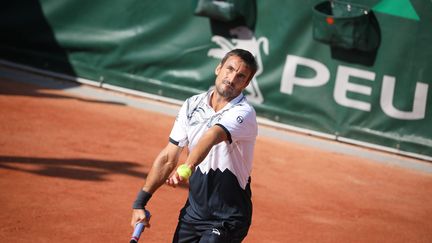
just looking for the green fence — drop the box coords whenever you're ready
[1,0,431,159]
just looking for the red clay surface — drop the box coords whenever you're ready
[1,78,432,243]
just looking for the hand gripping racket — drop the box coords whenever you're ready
[130,209,151,243]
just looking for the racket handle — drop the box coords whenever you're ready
[130,210,151,243]
[130,222,145,243]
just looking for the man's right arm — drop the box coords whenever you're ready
[143,142,183,194]
[131,142,183,227]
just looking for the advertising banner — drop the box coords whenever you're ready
[1,0,431,159]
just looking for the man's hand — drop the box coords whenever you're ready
[131,209,150,228]
[166,164,193,187]
[165,171,185,187]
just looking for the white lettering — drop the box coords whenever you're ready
[279,56,429,121]
[380,76,428,120]
[334,66,375,111]
[280,55,330,94]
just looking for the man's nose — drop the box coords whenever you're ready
[226,72,237,82]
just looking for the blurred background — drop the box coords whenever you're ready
[1,0,431,161]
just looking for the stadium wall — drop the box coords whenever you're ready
[1,0,431,160]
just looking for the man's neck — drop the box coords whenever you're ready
[210,91,233,112]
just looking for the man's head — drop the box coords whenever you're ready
[214,49,258,99]
[219,49,258,78]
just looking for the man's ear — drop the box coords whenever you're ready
[244,71,255,87]
[215,63,221,75]
[243,78,252,89]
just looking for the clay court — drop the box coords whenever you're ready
[1,66,432,242]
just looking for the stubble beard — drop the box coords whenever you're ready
[216,80,236,99]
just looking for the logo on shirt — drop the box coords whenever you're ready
[236,116,244,124]
[211,228,221,236]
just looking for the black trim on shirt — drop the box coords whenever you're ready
[169,137,179,146]
[215,123,232,144]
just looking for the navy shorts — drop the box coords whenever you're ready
[172,220,249,243]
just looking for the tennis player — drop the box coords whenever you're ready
[131,49,258,242]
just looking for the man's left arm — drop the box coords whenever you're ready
[166,125,228,186]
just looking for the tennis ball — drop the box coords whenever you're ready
[177,164,192,180]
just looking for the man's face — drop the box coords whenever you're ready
[214,55,253,99]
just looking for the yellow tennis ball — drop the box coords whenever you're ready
[177,164,192,180]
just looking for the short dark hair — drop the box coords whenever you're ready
[220,49,258,77]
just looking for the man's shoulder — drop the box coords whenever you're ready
[234,97,256,115]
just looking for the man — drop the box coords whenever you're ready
[131,49,258,242]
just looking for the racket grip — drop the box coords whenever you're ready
[130,222,144,243]
[130,210,151,243]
